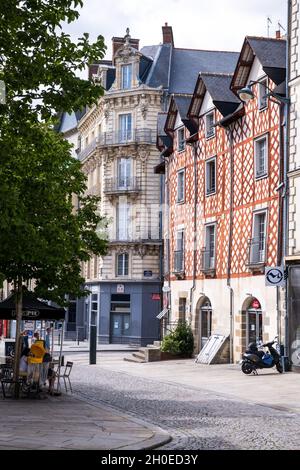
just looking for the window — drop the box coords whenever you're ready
[121,64,132,89]
[250,212,267,263]
[254,135,268,179]
[118,158,132,189]
[204,224,216,269]
[177,169,185,203]
[117,201,131,240]
[178,298,186,322]
[119,114,132,142]
[117,253,129,276]
[205,111,215,139]
[177,128,185,152]
[205,157,216,195]
[174,230,184,272]
[258,78,268,110]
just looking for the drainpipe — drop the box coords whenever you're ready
[189,141,198,324]
[226,125,234,364]
[283,0,291,358]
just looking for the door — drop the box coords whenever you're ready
[118,158,132,189]
[110,314,131,343]
[247,309,262,344]
[119,114,132,142]
[200,301,212,350]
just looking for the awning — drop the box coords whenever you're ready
[0,290,66,321]
[156,308,169,320]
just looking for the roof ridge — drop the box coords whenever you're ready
[246,35,286,42]
[174,47,239,54]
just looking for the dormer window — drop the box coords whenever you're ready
[258,78,268,110]
[177,128,185,152]
[121,64,132,89]
[205,111,215,139]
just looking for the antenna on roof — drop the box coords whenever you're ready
[278,21,286,33]
[267,17,272,37]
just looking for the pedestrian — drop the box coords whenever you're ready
[32,331,40,343]
[21,330,29,349]
[45,327,51,351]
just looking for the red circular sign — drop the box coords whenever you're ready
[252,299,261,309]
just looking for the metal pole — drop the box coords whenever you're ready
[56,321,64,393]
[89,324,97,365]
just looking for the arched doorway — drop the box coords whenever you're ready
[199,297,212,351]
[242,297,262,350]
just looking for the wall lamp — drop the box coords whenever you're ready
[237,80,290,105]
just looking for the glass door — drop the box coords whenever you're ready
[247,309,262,344]
[200,301,212,350]
[118,158,132,189]
[119,114,132,142]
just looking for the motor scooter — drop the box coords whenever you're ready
[241,337,283,375]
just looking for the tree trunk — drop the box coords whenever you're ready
[13,278,23,399]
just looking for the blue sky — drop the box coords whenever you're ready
[63,0,287,68]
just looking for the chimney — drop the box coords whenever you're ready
[111,34,139,63]
[162,23,174,47]
[276,30,281,39]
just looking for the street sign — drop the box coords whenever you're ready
[265,266,285,287]
[144,270,153,277]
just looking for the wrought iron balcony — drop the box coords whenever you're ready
[98,128,155,146]
[104,177,141,195]
[200,249,216,274]
[77,137,97,161]
[173,250,184,274]
[247,237,266,267]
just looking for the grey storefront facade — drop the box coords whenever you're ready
[288,265,300,372]
[76,281,161,346]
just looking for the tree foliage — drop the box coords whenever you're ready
[161,322,194,357]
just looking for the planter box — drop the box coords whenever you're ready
[160,351,192,360]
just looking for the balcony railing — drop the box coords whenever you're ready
[100,128,155,146]
[78,129,155,161]
[173,250,184,273]
[77,137,97,161]
[104,177,141,195]
[200,249,216,273]
[247,237,266,266]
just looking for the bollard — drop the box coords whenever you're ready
[61,355,65,367]
[89,325,97,365]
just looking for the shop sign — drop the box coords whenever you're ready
[265,266,286,287]
[117,284,124,294]
[252,299,261,309]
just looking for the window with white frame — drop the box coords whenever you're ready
[119,114,132,142]
[205,111,215,139]
[177,127,185,152]
[117,201,131,240]
[177,169,185,203]
[174,229,184,272]
[258,78,268,110]
[204,224,216,269]
[118,157,132,189]
[250,211,267,263]
[121,64,132,90]
[254,134,268,178]
[205,157,216,195]
[117,253,129,276]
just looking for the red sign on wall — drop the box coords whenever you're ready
[252,298,261,309]
[152,293,161,301]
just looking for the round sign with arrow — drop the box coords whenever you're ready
[265,267,284,286]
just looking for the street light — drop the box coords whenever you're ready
[237,80,290,105]
[238,78,290,365]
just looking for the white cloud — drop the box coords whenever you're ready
[63,0,287,73]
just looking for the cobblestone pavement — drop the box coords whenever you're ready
[71,355,300,450]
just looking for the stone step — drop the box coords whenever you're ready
[146,345,161,349]
[124,356,146,363]
[153,341,162,347]
[132,352,146,360]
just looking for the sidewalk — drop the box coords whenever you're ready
[0,393,170,450]
[52,341,139,353]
